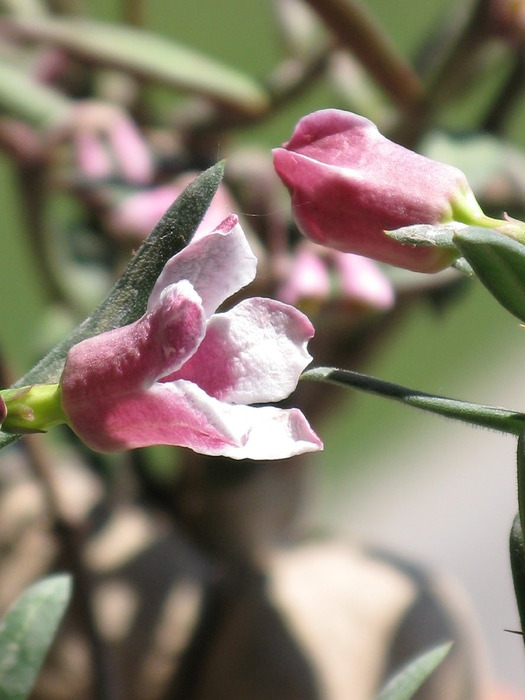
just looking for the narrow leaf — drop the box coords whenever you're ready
[511,430,525,650]
[303,367,525,435]
[8,17,269,115]
[0,161,225,449]
[377,642,452,700]
[454,227,525,322]
[0,574,72,700]
[510,515,525,652]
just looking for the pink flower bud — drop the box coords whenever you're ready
[273,109,485,273]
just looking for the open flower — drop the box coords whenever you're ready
[273,109,488,272]
[59,215,322,460]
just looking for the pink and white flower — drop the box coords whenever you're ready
[60,215,322,460]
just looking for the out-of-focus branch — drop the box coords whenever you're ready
[482,48,525,133]
[301,0,424,109]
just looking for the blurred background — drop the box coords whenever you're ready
[1,0,525,695]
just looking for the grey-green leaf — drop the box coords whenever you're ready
[0,161,225,449]
[0,574,72,700]
[386,223,459,250]
[377,642,452,700]
[454,227,525,323]
[8,17,269,115]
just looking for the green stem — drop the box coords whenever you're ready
[302,367,525,435]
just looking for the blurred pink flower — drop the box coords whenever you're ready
[60,215,322,459]
[278,241,394,311]
[278,244,330,305]
[52,101,153,184]
[273,109,484,272]
[107,172,236,241]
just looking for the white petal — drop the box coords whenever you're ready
[168,298,315,404]
[148,216,257,317]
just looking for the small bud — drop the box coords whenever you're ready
[273,109,490,273]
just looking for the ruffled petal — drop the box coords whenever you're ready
[148,215,257,317]
[61,280,205,406]
[166,298,314,403]
[66,379,322,458]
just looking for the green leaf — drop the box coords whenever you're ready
[510,515,525,651]
[10,17,269,116]
[303,367,525,435]
[0,57,70,127]
[454,227,525,323]
[377,642,452,700]
[0,574,72,700]
[511,430,525,650]
[0,161,225,449]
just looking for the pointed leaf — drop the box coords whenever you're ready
[0,574,72,700]
[9,17,269,115]
[454,227,525,322]
[303,367,525,435]
[386,223,460,250]
[510,515,525,651]
[0,161,225,449]
[377,642,452,700]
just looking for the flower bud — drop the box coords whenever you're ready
[273,109,487,273]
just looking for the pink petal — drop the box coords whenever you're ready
[277,246,331,305]
[75,130,113,180]
[334,252,395,310]
[61,280,206,408]
[148,216,257,317]
[68,379,322,458]
[109,112,153,185]
[168,298,314,403]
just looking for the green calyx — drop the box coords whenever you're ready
[0,384,67,435]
